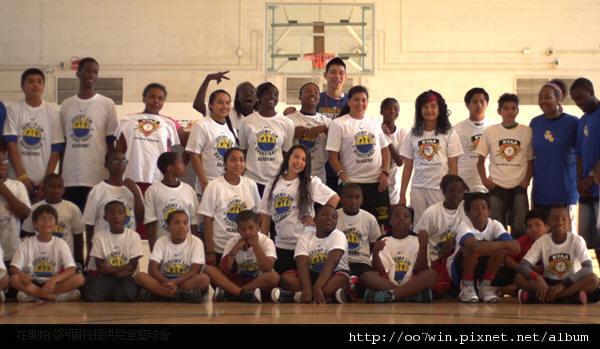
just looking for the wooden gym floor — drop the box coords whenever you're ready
[1,298,599,325]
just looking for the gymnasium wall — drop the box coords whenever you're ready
[1,0,599,129]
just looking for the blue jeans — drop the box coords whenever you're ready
[489,186,529,239]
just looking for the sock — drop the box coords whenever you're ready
[482,272,496,287]
[462,274,474,287]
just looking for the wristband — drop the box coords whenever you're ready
[381,168,390,176]
[17,174,28,181]
[529,271,540,280]
[336,169,345,177]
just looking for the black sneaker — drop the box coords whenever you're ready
[565,290,587,305]
[137,288,154,302]
[587,287,600,303]
[239,288,262,303]
[175,289,203,303]
[271,287,295,303]
[518,289,541,304]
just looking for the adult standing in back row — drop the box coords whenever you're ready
[60,57,118,212]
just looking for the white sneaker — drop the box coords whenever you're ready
[202,285,214,303]
[56,289,81,302]
[478,285,499,303]
[459,284,479,303]
[17,291,39,303]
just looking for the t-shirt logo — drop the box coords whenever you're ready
[497,139,521,161]
[436,230,455,249]
[20,122,44,151]
[216,135,233,159]
[238,260,260,277]
[353,131,376,161]
[164,261,188,279]
[108,255,127,267]
[299,136,316,150]
[394,256,410,282]
[225,199,246,229]
[310,252,327,272]
[470,134,482,151]
[273,193,294,223]
[544,130,554,143]
[52,223,65,239]
[135,119,161,137]
[549,253,571,278]
[70,114,93,142]
[256,129,277,152]
[418,139,440,161]
[162,203,183,230]
[33,257,54,279]
[344,228,361,253]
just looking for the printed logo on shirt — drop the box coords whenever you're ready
[70,114,93,145]
[255,129,278,154]
[215,135,234,161]
[310,251,327,273]
[470,134,482,151]
[318,107,339,120]
[436,230,455,249]
[225,199,247,230]
[353,131,375,163]
[299,136,316,150]
[549,253,572,278]
[162,203,184,230]
[544,130,554,143]
[418,139,440,161]
[19,122,44,153]
[135,119,161,137]
[344,227,362,254]
[272,192,294,223]
[497,139,521,162]
[107,251,127,267]
[238,259,260,278]
[32,256,55,279]
[163,258,189,279]
[52,222,66,239]
[393,256,411,283]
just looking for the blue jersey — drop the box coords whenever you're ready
[530,113,579,205]
[317,92,348,179]
[317,92,347,120]
[575,106,600,198]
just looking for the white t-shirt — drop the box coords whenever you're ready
[22,200,84,255]
[476,123,533,189]
[4,100,64,183]
[257,176,337,250]
[115,113,180,184]
[446,218,511,277]
[378,235,420,286]
[285,111,331,182]
[400,129,463,189]
[223,233,277,277]
[0,179,31,260]
[185,117,236,194]
[414,201,468,263]
[144,181,199,240]
[326,114,390,183]
[385,126,408,204]
[60,93,119,187]
[89,228,143,271]
[150,234,206,279]
[198,176,261,254]
[238,111,295,185]
[294,229,349,273]
[523,233,590,281]
[454,118,494,193]
[82,181,141,235]
[336,208,380,265]
[11,236,75,283]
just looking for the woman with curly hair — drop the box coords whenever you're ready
[399,90,463,224]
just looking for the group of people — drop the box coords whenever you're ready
[0,56,599,305]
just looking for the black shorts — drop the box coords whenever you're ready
[275,248,296,274]
[355,183,389,226]
[349,263,373,278]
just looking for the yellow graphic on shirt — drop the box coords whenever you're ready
[544,130,554,143]
[109,256,127,267]
[33,262,55,278]
[310,252,327,273]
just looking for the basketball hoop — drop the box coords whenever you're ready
[304,52,335,71]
